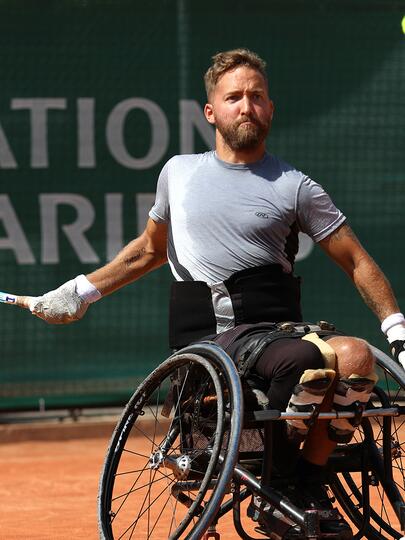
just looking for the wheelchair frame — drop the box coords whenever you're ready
[98,341,405,540]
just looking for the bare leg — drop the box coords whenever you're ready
[301,379,337,465]
[302,336,375,465]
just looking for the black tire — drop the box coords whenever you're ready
[98,343,243,540]
[330,347,405,539]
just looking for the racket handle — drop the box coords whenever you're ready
[0,292,33,309]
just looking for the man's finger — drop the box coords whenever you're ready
[15,295,36,310]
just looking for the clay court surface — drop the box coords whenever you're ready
[0,419,400,540]
[0,420,246,540]
[0,423,112,540]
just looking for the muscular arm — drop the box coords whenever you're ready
[86,218,168,296]
[318,223,399,321]
[14,218,168,320]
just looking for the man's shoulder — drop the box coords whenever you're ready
[266,154,307,184]
[166,151,214,168]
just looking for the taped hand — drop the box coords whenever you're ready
[29,274,101,324]
[30,279,89,324]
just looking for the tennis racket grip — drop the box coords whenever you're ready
[0,292,33,310]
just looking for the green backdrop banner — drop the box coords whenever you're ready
[1,0,405,410]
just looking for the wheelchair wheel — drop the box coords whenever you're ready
[98,343,243,540]
[331,347,405,539]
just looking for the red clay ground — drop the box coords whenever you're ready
[0,420,248,540]
[0,436,107,540]
[0,420,400,540]
[0,430,250,540]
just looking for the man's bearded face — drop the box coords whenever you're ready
[215,113,270,151]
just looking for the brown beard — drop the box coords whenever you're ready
[216,115,270,151]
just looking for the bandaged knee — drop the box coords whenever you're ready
[285,332,337,439]
[328,372,378,443]
[286,368,336,438]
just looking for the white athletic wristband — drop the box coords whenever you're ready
[74,274,102,304]
[381,313,405,335]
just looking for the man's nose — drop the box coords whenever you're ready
[240,96,253,114]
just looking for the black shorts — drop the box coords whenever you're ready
[209,322,332,410]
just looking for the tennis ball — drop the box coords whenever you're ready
[402,15,405,34]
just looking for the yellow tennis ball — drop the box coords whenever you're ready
[402,15,405,34]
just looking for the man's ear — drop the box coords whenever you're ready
[269,100,274,120]
[204,103,215,125]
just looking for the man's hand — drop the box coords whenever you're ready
[390,340,405,370]
[27,275,101,324]
[381,313,405,370]
[30,279,88,324]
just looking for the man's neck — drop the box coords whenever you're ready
[215,138,266,164]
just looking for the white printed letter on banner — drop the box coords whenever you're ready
[40,194,99,264]
[0,195,35,264]
[11,98,67,168]
[106,98,169,169]
[180,100,215,154]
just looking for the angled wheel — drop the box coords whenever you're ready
[330,348,405,539]
[98,343,243,540]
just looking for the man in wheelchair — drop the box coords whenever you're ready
[15,48,405,539]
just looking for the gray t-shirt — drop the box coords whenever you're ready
[150,151,345,286]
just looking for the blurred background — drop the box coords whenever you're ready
[1,0,404,411]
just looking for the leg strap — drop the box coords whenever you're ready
[302,332,336,370]
[286,368,336,438]
[328,372,378,443]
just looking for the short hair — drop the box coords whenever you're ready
[204,48,267,99]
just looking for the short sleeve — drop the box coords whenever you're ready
[296,177,346,242]
[149,160,170,223]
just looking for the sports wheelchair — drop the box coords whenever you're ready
[98,330,405,540]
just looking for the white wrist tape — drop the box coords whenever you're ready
[381,313,405,335]
[74,274,102,304]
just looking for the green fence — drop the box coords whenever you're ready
[1,0,405,410]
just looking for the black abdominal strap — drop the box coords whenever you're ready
[169,264,303,349]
